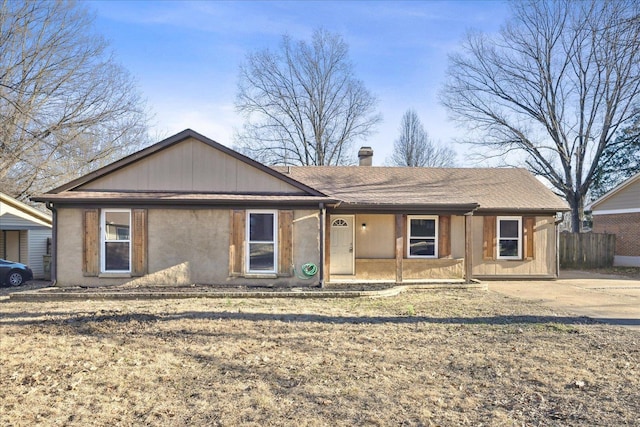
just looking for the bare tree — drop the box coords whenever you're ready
[235,28,381,166]
[0,1,149,199]
[441,0,640,231]
[388,109,456,167]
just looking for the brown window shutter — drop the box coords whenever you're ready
[229,210,245,275]
[278,210,293,276]
[438,215,451,258]
[483,216,496,260]
[132,209,148,276]
[83,209,100,276]
[523,216,535,260]
[402,214,408,258]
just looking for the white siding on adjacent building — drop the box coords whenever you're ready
[28,229,51,278]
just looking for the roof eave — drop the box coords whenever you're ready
[32,195,338,207]
[330,202,480,214]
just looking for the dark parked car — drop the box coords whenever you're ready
[0,259,33,286]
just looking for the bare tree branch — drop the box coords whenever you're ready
[0,1,150,200]
[441,0,640,231]
[235,29,381,165]
[387,109,456,167]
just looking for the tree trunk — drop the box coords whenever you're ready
[569,192,585,233]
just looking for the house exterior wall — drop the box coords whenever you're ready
[56,207,320,287]
[331,214,466,282]
[78,137,304,194]
[592,212,640,266]
[451,215,465,259]
[472,215,556,277]
[354,214,395,259]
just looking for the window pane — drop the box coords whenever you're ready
[499,240,519,257]
[499,220,519,238]
[411,219,435,237]
[105,242,130,271]
[249,243,274,271]
[409,239,435,256]
[105,212,130,240]
[250,213,274,241]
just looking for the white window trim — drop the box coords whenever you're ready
[407,215,439,259]
[100,208,132,273]
[246,210,278,274]
[497,216,522,260]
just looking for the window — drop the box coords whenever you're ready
[246,210,277,273]
[101,209,131,272]
[497,216,522,259]
[408,216,438,258]
[332,218,348,227]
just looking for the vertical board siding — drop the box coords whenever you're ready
[20,230,28,264]
[229,210,245,275]
[559,233,616,268]
[83,209,100,276]
[524,216,535,260]
[278,210,293,276]
[132,209,147,276]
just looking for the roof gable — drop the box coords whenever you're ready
[589,172,640,212]
[0,192,52,227]
[48,129,324,196]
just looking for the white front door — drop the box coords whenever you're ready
[330,215,354,275]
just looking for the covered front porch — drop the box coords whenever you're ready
[323,211,474,285]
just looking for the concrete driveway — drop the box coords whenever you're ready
[489,270,640,330]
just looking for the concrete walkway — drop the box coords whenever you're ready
[489,270,640,330]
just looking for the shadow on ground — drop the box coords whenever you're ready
[1,310,612,329]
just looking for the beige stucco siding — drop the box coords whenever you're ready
[354,214,395,259]
[78,137,305,194]
[55,207,320,287]
[451,215,465,258]
[472,215,556,277]
[593,178,640,211]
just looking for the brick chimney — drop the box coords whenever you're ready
[358,146,373,166]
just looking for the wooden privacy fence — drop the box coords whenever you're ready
[559,232,616,269]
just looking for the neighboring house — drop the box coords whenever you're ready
[33,129,569,287]
[589,173,640,267]
[0,192,52,279]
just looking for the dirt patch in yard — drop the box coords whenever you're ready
[1,290,638,426]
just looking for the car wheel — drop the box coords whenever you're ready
[7,270,25,286]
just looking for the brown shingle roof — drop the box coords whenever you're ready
[276,166,569,212]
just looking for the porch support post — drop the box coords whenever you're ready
[324,211,331,285]
[395,214,403,285]
[464,212,473,283]
[318,203,325,288]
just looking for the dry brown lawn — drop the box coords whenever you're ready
[1,288,639,426]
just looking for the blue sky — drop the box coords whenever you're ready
[88,0,509,165]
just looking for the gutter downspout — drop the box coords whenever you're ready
[45,202,57,286]
[319,203,325,288]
